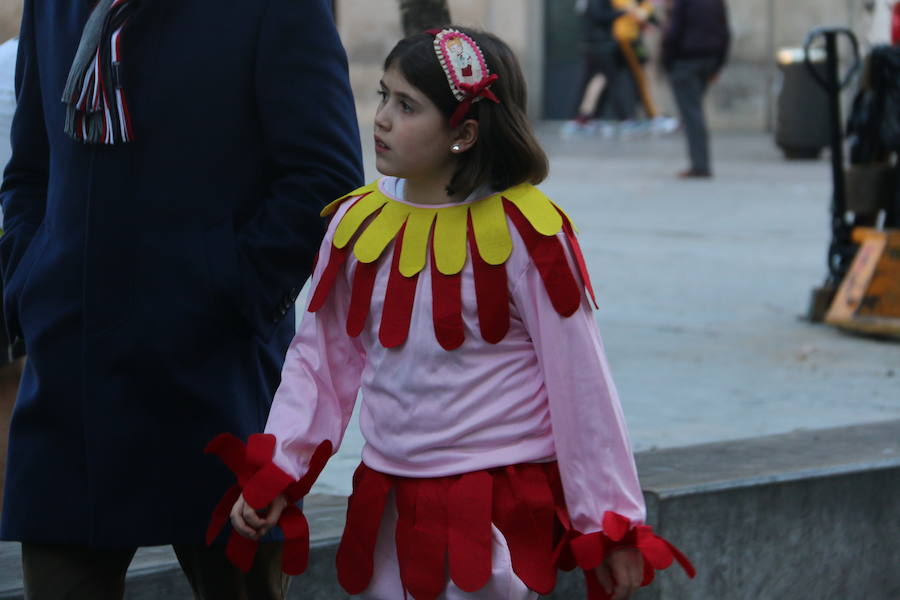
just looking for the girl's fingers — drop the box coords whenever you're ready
[242,502,267,530]
[595,564,615,595]
[609,549,643,599]
[258,496,288,536]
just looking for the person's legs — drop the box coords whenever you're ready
[669,59,711,175]
[577,73,608,122]
[22,543,136,600]
[564,45,618,136]
[173,542,290,600]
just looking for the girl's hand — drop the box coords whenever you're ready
[595,548,644,600]
[229,493,289,540]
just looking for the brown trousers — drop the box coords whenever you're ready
[0,357,24,515]
[21,541,291,600]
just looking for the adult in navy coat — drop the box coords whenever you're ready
[0,0,363,597]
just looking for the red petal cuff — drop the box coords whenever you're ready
[204,433,333,575]
[569,511,696,597]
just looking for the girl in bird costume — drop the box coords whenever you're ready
[206,26,694,600]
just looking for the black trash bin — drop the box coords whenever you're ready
[775,47,830,159]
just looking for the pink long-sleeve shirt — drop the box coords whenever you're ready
[265,177,646,535]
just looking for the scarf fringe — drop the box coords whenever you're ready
[62,0,138,144]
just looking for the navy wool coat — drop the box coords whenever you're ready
[0,0,363,546]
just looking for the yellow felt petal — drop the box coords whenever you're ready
[504,184,562,236]
[333,190,389,249]
[321,181,379,217]
[433,204,469,274]
[399,207,437,277]
[353,200,411,263]
[470,195,512,265]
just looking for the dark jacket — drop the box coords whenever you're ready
[0,0,363,546]
[662,0,731,71]
[581,0,624,50]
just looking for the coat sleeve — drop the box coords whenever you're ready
[238,0,363,342]
[715,0,732,73]
[0,0,49,340]
[661,0,687,69]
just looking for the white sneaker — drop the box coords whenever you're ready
[650,116,680,135]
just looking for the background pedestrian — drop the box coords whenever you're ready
[662,0,731,177]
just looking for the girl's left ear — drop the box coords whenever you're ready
[451,119,479,153]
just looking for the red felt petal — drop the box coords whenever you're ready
[560,211,599,309]
[279,505,310,575]
[242,462,295,510]
[396,478,449,600]
[570,532,607,570]
[468,217,509,343]
[504,199,581,317]
[638,534,674,570]
[347,259,378,337]
[245,434,276,473]
[493,464,557,594]
[206,484,242,546]
[430,244,465,350]
[308,243,348,313]
[379,224,418,348]
[641,557,656,586]
[336,466,394,594]
[664,538,697,578]
[286,440,334,502]
[602,511,632,542]
[204,433,250,483]
[584,568,613,600]
[448,472,493,592]
[226,530,259,574]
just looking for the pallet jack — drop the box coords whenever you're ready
[805,27,900,339]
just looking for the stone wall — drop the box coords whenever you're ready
[337,0,876,131]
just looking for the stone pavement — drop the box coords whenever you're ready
[1,129,899,596]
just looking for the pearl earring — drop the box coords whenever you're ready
[451,144,461,152]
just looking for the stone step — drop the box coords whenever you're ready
[2,421,899,599]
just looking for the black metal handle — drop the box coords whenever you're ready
[803,27,861,91]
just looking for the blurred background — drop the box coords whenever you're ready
[332,0,882,131]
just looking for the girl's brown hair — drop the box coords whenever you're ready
[384,26,549,197]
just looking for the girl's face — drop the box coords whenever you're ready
[374,65,457,186]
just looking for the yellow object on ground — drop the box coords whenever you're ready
[825,227,900,338]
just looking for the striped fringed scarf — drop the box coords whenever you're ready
[62,0,141,144]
